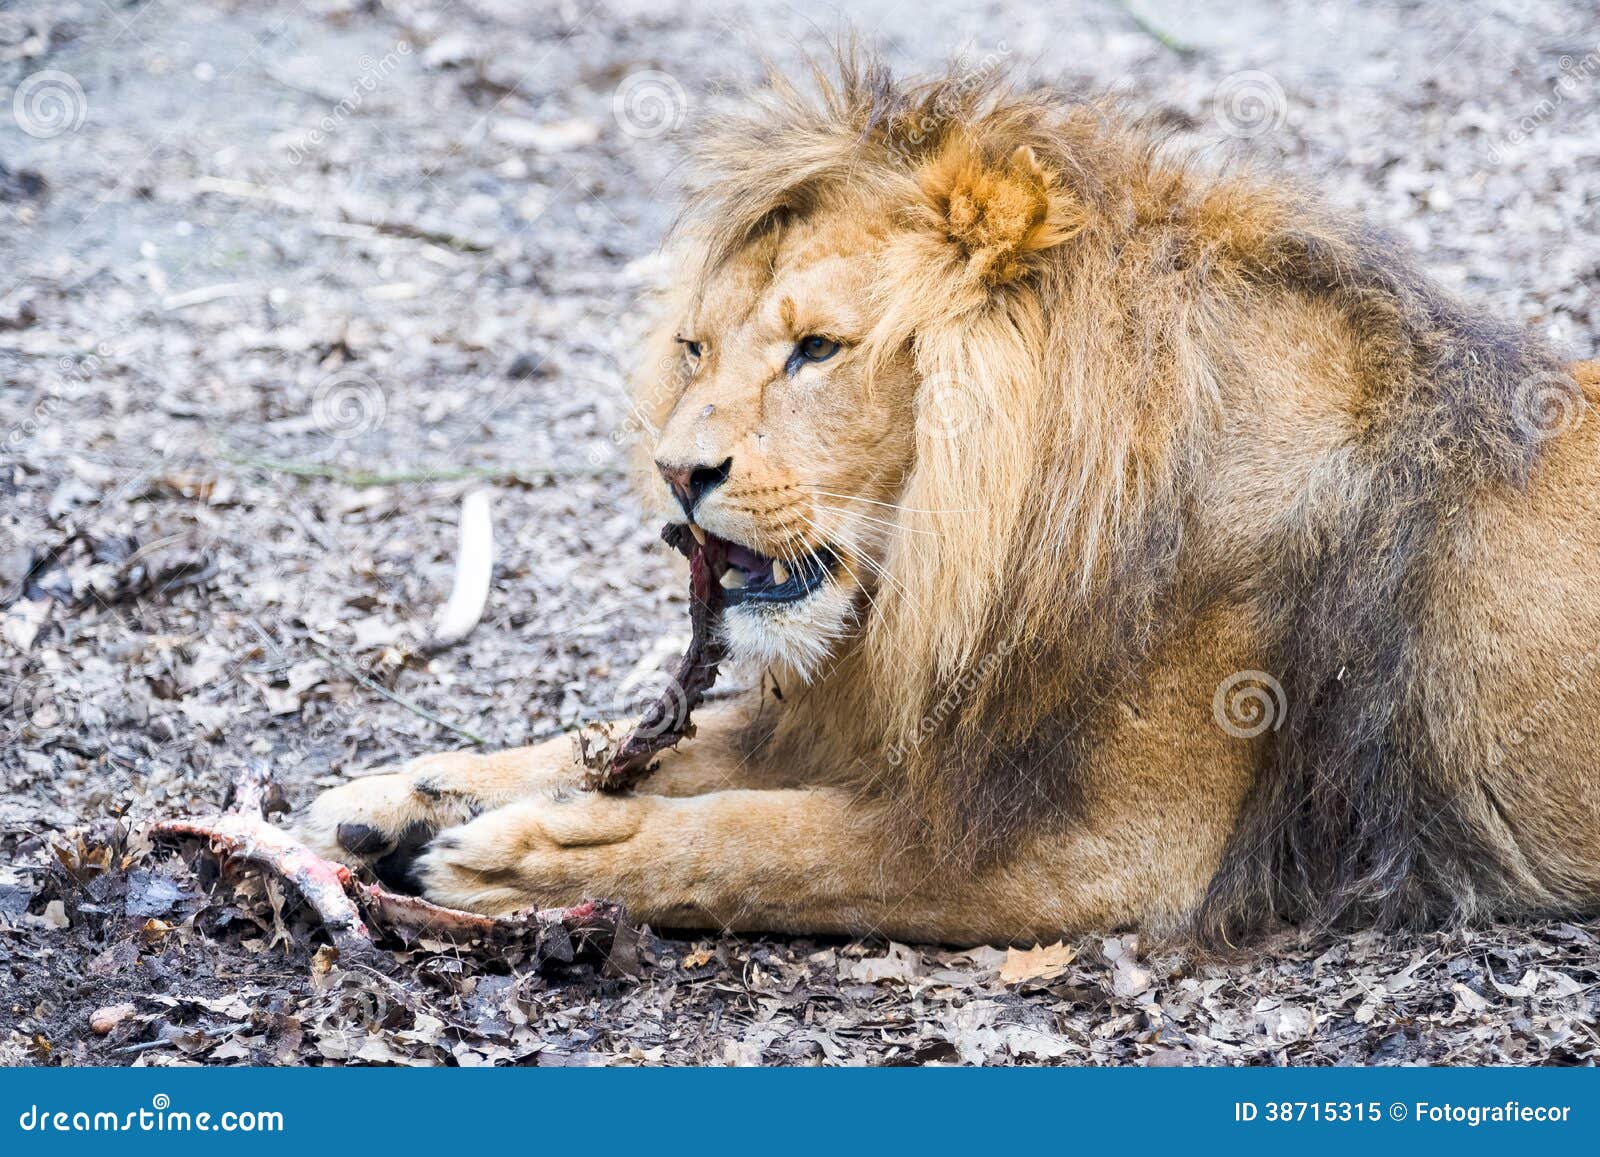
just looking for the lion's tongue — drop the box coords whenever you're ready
[725,542,771,579]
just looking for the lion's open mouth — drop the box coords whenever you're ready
[684,526,835,607]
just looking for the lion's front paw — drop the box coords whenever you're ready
[416,791,655,915]
[298,739,589,890]
[298,753,497,891]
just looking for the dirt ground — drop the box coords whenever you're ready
[3,0,1598,1066]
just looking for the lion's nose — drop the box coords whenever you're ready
[656,456,732,518]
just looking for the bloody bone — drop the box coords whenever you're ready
[584,523,728,794]
[150,765,629,963]
[151,765,372,952]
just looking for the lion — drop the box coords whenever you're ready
[302,50,1600,946]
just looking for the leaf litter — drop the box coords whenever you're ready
[5,0,1600,1067]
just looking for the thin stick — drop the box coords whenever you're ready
[217,449,619,489]
[1106,0,1198,58]
[189,176,495,253]
[312,646,489,746]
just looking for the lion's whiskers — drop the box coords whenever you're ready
[802,488,977,516]
[792,508,894,623]
[796,506,915,614]
[806,503,927,594]
[810,500,943,539]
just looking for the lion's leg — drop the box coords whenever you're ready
[298,705,785,883]
[405,603,1267,939]
[413,786,1143,944]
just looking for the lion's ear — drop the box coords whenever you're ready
[918,141,1082,287]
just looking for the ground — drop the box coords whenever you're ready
[2,0,1598,1066]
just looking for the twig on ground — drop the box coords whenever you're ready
[1106,0,1198,58]
[109,1023,251,1058]
[161,282,251,311]
[262,65,348,102]
[311,645,489,746]
[216,448,619,488]
[189,176,495,252]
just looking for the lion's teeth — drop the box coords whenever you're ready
[689,524,707,545]
[771,560,791,585]
[719,569,744,590]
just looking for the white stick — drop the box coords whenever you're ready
[425,488,494,651]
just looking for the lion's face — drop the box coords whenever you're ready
[644,135,1071,683]
[649,206,918,679]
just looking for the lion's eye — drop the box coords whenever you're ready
[797,336,840,363]
[678,337,703,359]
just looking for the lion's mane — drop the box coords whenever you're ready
[663,45,1571,939]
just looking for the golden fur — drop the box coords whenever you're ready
[302,50,1600,946]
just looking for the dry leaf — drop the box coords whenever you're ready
[1451,982,1489,1015]
[1111,957,1153,999]
[424,489,494,650]
[39,900,69,929]
[838,941,921,984]
[999,941,1077,985]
